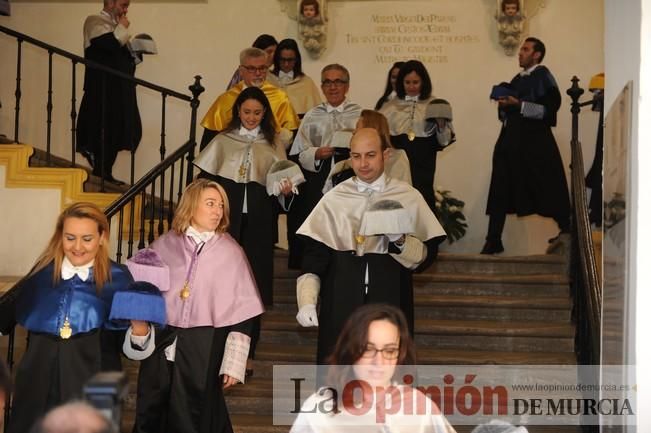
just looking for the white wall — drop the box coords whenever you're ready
[0,165,60,275]
[637,0,651,424]
[0,0,604,255]
[603,0,651,427]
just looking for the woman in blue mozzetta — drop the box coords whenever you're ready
[1,202,144,433]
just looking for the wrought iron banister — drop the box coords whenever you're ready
[0,24,201,191]
[105,139,194,217]
[567,76,602,365]
[0,25,192,102]
[104,138,197,262]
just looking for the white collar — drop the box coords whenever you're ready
[61,256,94,281]
[186,226,216,244]
[354,173,386,193]
[100,10,117,24]
[278,70,294,80]
[404,95,419,102]
[238,125,260,139]
[520,64,540,77]
[325,101,346,113]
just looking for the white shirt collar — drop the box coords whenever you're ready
[186,226,216,244]
[278,70,294,80]
[404,95,419,102]
[61,256,94,281]
[239,125,260,139]
[325,101,346,113]
[100,10,116,24]
[520,64,540,77]
[354,173,387,193]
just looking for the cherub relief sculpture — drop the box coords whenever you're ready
[298,0,327,58]
[496,0,525,55]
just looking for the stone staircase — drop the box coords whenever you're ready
[219,251,578,433]
[1,251,580,433]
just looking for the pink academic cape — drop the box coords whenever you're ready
[128,231,264,329]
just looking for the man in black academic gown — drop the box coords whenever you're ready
[482,37,571,254]
[76,0,142,184]
[295,128,446,364]
[287,64,362,269]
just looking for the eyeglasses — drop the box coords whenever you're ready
[322,79,348,87]
[280,57,297,63]
[360,344,400,360]
[241,65,268,74]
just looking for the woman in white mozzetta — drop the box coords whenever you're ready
[290,304,456,433]
[194,86,302,307]
[380,60,455,213]
[270,38,322,118]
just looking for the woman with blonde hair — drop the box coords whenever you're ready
[2,202,134,433]
[127,178,264,433]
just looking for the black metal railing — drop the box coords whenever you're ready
[567,76,602,366]
[0,24,201,191]
[104,137,201,262]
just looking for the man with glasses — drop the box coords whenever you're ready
[287,64,362,269]
[200,47,299,149]
[294,128,446,364]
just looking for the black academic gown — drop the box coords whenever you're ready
[486,65,570,219]
[390,134,443,213]
[132,319,255,433]
[200,173,276,307]
[76,24,142,176]
[585,107,604,226]
[6,263,132,433]
[301,238,439,364]
[287,156,332,269]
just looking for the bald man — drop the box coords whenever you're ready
[295,128,446,363]
[30,401,114,433]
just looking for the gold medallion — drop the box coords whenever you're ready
[238,165,247,177]
[407,130,416,142]
[180,282,190,300]
[59,318,72,339]
[355,234,366,245]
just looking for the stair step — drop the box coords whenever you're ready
[29,147,130,193]
[270,293,572,321]
[262,312,573,337]
[271,273,570,298]
[258,329,574,353]
[273,250,567,276]
[253,344,576,366]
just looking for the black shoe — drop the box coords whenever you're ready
[79,149,95,168]
[245,368,254,378]
[480,239,504,255]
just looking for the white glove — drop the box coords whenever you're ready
[296,304,319,327]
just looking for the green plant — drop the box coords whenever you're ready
[433,187,468,243]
